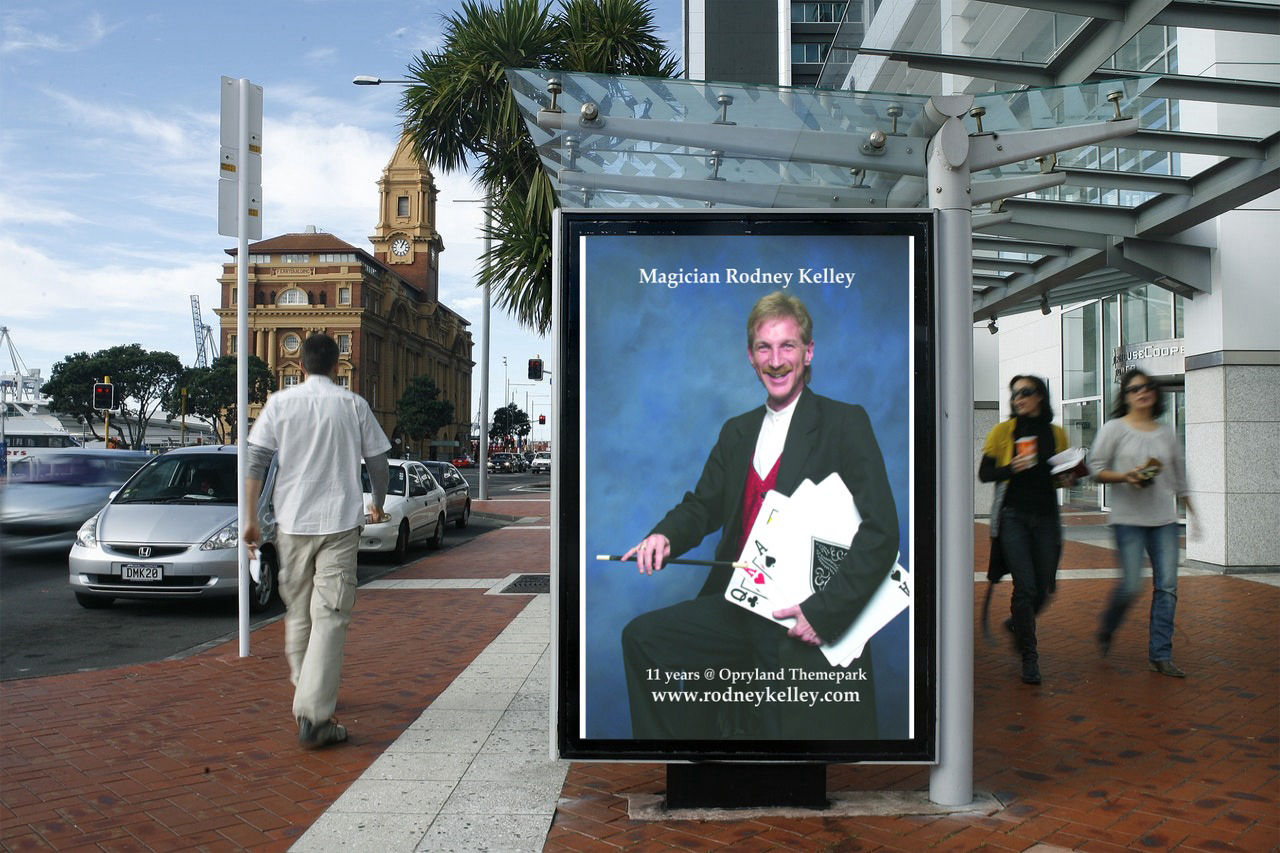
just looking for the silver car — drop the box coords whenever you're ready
[68,446,279,612]
[1,450,150,558]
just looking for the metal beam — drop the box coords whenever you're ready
[555,170,887,208]
[976,0,1125,18]
[535,109,928,176]
[972,236,1071,257]
[1122,129,1268,159]
[853,48,1055,87]
[1056,166,1192,195]
[1047,0,1170,85]
[973,244,1109,316]
[1135,132,1280,236]
[1155,1,1280,35]
[977,220,1111,249]
[997,197,1138,237]
[973,256,1039,272]
[1092,70,1280,108]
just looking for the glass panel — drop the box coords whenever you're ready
[1062,303,1099,400]
[1122,284,1173,344]
[1061,400,1099,510]
[506,68,1159,212]
[1103,295,1120,416]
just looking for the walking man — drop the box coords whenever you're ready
[244,333,390,747]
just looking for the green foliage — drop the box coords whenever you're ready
[491,402,531,440]
[396,375,455,445]
[163,356,275,444]
[41,344,183,449]
[400,0,678,334]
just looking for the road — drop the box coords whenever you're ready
[0,468,546,681]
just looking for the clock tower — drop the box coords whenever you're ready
[370,133,444,301]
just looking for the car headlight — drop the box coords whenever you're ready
[75,514,100,548]
[200,520,238,551]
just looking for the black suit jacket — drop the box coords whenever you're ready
[651,387,899,643]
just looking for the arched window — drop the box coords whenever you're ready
[277,288,308,306]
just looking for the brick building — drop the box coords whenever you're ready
[214,135,473,458]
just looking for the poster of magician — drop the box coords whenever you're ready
[553,210,937,762]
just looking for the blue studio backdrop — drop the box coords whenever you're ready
[578,230,915,741]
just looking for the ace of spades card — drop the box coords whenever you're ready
[724,473,911,667]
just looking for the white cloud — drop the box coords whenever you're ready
[0,12,113,55]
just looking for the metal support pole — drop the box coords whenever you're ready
[927,95,976,806]
[477,197,492,500]
[235,77,251,658]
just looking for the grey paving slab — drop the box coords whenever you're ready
[326,779,456,814]
[413,813,551,853]
[291,595,565,853]
[292,811,434,853]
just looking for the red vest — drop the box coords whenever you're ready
[737,454,782,555]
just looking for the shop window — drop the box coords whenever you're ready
[1062,303,1100,400]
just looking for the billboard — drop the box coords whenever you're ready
[554,210,936,762]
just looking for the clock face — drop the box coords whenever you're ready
[391,237,411,257]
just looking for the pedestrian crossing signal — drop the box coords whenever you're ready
[92,382,114,411]
[539,414,546,424]
[528,357,544,381]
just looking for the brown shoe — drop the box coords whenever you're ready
[298,717,349,748]
[1148,659,1186,678]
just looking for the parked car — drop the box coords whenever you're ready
[68,445,280,613]
[359,459,447,560]
[1,450,151,558]
[423,460,471,529]
[531,451,552,475]
[450,454,474,469]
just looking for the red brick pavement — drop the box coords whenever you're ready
[3,503,1276,852]
[546,575,1280,851]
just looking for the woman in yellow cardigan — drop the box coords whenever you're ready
[979,375,1070,685]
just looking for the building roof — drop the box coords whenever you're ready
[224,231,366,255]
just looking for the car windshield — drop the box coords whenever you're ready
[6,453,147,486]
[361,464,407,496]
[113,453,238,504]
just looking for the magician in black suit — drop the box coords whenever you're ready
[620,291,899,740]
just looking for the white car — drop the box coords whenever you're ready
[359,459,447,560]
[531,451,551,475]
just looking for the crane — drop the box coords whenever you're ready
[189,296,219,368]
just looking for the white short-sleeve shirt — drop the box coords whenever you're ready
[247,375,391,535]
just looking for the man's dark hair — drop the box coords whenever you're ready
[1008,374,1054,421]
[302,333,339,376]
[1112,368,1165,419]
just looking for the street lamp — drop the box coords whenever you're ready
[355,73,493,500]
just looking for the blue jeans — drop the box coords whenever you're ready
[1100,523,1179,661]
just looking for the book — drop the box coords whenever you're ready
[1048,447,1089,478]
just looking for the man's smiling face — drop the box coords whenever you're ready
[749,315,813,411]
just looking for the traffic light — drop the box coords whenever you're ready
[538,414,546,425]
[92,382,114,411]
[528,357,544,380]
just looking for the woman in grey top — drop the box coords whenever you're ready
[1088,368,1192,677]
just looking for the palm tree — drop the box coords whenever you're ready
[400,0,679,334]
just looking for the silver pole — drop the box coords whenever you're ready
[235,78,252,657]
[927,96,975,806]
[477,197,491,500]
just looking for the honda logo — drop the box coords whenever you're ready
[137,546,152,558]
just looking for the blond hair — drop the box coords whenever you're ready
[747,291,813,384]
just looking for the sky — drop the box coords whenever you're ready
[0,0,683,442]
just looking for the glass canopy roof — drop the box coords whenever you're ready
[507,68,1159,213]
[507,1,1278,321]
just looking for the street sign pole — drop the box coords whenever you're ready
[220,76,263,658]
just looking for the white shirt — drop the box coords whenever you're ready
[247,375,391,535]
[753,393,800,477]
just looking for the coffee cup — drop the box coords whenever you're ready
[1015,437,1037,465]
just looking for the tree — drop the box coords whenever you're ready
[396,375,455,459]
[42,344,183,449]
[401,0,678,334]
[491,402,531,447]
[162,356,275,444]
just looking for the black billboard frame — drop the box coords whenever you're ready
[553,208,938,764]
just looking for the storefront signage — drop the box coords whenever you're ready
[1113,338,1185,382]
